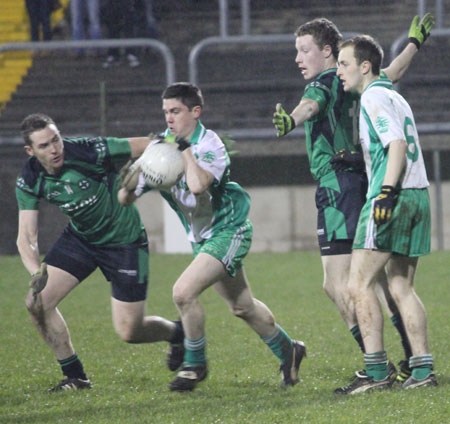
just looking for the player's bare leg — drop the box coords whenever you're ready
[111,299,177,343]
[335,249,394,394]
[386,256,436,388]
[321,254,356,329]
[214,267,276,337]
[25,265,90,391]
[386,257,428,355]
[169,253,223,391]
[25,266,79,360]
[349,249,391,353]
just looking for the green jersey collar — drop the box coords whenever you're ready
[188,121,206,145]
[164,120,206,145]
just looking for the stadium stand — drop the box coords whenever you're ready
[2,0,448,141]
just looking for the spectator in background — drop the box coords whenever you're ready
[134,0,158,40]
[69,0,101,55]
[102,0,140,68]
[25,0,52,41]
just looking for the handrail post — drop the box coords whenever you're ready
[241,0,251,35]
[219,0,229,37]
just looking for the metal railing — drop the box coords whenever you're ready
[0,39,176,84]
[218,0,251,37]
[417,0,446,28]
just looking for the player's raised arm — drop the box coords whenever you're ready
[383,13,434,83]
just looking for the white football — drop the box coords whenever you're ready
[139,141,184,189]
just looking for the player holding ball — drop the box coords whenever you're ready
[119,82,306,392]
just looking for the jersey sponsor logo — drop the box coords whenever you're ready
[47,190,62,200]
[61,194,98,212]
[201,151,216,164]
[375,116,389,134]
[78,179,90,190]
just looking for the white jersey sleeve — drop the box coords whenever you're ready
[191,129,227,184]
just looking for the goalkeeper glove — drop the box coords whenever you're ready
[408,13,434,49]
[273,103,295,137]
[373,185,398,226]
[30,263,48,297]
[330,149,365,172]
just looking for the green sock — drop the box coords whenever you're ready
[350,325,365,353]
[261,324,292,364]
[183,336,206,367]
[410,354,433,380]
[364,351,388,381]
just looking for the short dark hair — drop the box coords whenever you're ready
[295,18,342,59]
[21,113,55,146]
[340,35,384,75]
[162,82,204,110]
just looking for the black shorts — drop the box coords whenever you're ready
[44,226,149,302]
[315,171,367,256]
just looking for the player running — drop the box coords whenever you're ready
[16,114,184,391]
[118,82,306,392]
[272,15,434,387]
[335,34,437,393]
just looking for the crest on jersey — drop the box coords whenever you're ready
[375,116,389,134]
[79,179,90,190]
[201,151,216,164]
[16,177,25,188]
[94,141,106,153]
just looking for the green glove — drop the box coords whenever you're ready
[408,13,434,49]
[273,103,295,137]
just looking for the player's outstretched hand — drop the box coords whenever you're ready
[330,149,365,172]
[30,263,48,296]
[273,103,295,137]
[408,13,434,49]
[119,159,141,191]
[373,185,398,226]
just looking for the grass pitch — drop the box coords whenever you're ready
[0,251,448,423]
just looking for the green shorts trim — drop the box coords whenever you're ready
[192,219,253,276]
[353,188,430,257]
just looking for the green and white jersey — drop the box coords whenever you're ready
[302,69,361,180]
[136,122,251,243]
[16,137,144,245]
[360,78,429,198]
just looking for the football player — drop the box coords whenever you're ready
[16,114,184,391]
[272,14,434,389]
[335,34,436,393]
[119,82,306,392]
